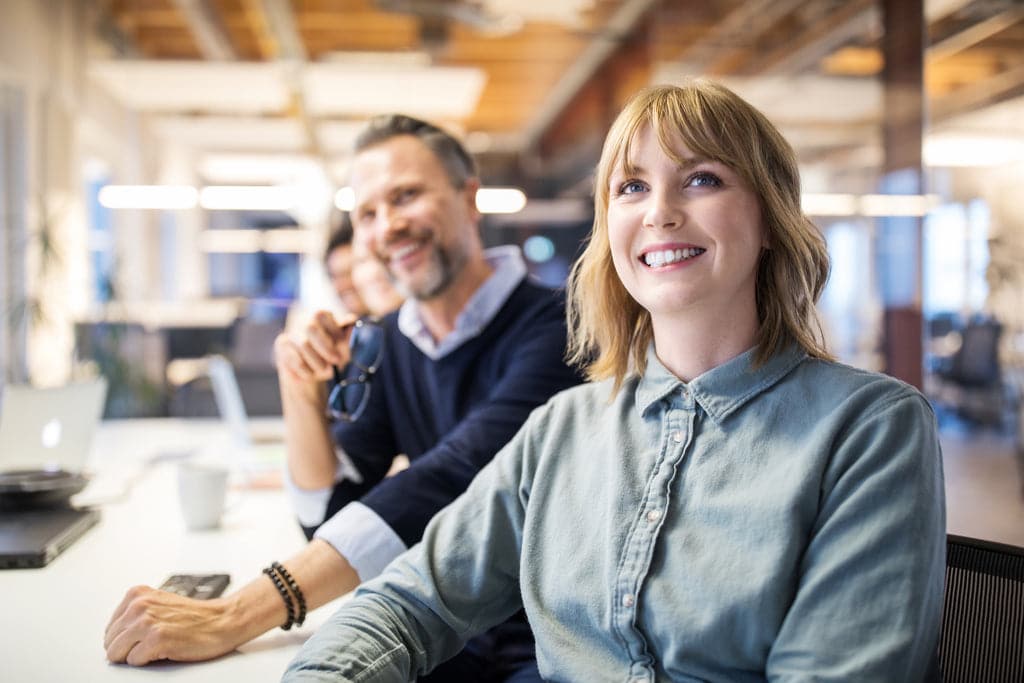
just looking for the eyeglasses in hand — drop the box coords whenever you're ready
[327,318,384,422]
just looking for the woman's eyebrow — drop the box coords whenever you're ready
[676,155,712,171]
[615,155,711,177]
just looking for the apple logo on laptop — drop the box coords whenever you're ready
[41,418,63,449]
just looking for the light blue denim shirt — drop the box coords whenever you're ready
[285,344,946,682]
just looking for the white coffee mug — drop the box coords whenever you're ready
[177,462,230,531]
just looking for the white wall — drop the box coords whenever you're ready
[0,0,163,385]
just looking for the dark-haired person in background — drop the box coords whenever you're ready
[324,216,403,319]
[323,218,370,318]
[104,114,582,681]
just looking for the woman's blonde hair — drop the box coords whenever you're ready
[566,80,832,393]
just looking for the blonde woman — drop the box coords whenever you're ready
[284,81,945,682]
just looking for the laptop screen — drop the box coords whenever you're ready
[0,378,108,473]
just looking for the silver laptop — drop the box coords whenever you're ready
[206,356,284,485]
[0,378,107,569]
[0,378,108,473]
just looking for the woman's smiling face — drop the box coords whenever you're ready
[606,123,767,329]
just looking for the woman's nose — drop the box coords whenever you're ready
[642,189,682,230]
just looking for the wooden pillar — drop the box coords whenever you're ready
[878,0,925,389]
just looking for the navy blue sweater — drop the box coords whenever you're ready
[314,278,583,546]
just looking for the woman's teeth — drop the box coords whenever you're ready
[642,247,705,267]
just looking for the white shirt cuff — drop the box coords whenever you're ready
[284,447,365,528]
[283,468,334,528]
[313,501,408,582]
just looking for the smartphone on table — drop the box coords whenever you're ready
[158,573,230,599]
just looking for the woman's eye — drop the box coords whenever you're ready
[688,172,722,188]
[618,180,646,195]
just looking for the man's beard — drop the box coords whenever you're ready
[390,239,466,302]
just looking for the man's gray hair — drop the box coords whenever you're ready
[353,114,478,189]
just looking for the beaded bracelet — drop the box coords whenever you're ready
[262,566,296,630]
[272,561,307,627]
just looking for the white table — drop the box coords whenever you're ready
[0,418,348,682]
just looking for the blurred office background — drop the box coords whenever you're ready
[1,1,1022,537]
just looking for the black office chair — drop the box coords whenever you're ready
[937,534,1024,682]
[932,318,1005,426]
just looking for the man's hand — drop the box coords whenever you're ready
[104,543,361,666]
[103,586,244,666]
[275,311,357,385]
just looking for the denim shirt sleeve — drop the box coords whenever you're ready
[767,390,946,680]
[283,408,537,682]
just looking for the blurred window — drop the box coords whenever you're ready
[84,171,115,303]
[206,210,300,319]
[924,200,989,317]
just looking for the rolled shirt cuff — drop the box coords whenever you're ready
[313,501,408,582]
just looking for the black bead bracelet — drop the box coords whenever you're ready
[272,561,307,627]
[262,565,296,630]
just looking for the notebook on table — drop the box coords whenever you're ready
[0,378,107,569]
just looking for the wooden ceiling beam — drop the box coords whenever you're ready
[743,0,877,75]
[670,0,809,75]
[522,0,662,152]
[929,5,1024,62]
[931,58,1024,122]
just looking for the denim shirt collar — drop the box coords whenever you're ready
[397,245,528,360]
[635,342,806,422]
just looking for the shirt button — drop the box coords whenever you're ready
[622,593,635,608]
[646,509,662,523]
[671,431,684,443]
[680,387,689,398]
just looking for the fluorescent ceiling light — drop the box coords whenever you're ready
[198,229,263,253]
[334,186,527,214]
[476,188,527,214]
[199,186,296,211]
[262,229,317,253]
[89,61,290,114]
[98,185,198,209]
[198,228,315,254]
[860,194,938,217]
[924,135,1024,167]
[801,193,858,217]
[303,64,486,119]
[802,192,942,217]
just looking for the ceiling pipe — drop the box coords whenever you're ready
[171,0,237,60]
[521,0,660,152]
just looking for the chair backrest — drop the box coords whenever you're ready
[950,320,1002,387]
[938,534,1024,682]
